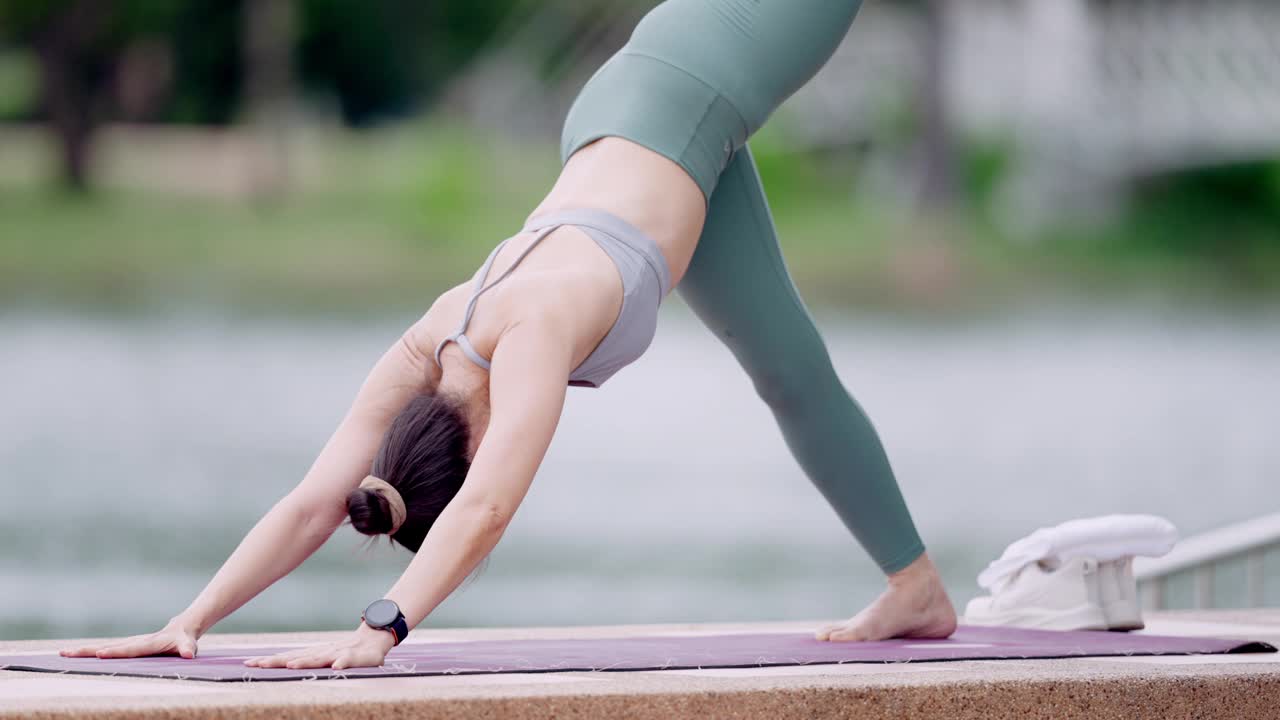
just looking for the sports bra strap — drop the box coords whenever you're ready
[446,332,491,370]
[433,224,560,369]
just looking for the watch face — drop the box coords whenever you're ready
[363,599,399,628]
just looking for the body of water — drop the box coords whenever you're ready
[2,302,1278,640]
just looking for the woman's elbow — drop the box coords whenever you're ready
[457,497,515,536]
[282,493,345,538]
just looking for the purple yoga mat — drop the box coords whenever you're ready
[2,625,1272,682]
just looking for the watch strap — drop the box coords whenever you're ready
[387,614,409,646]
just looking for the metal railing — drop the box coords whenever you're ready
[1135,511,1280,610]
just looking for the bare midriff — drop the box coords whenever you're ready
[529,137,707,288]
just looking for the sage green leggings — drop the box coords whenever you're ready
[561,0,925,574]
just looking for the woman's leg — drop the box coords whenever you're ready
[561,0,866,201]
[559,0,956,638]
[681,147,956,640]
[682,149,923,575]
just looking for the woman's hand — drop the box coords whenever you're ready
[244,624,396,671]
[59,618,200,659]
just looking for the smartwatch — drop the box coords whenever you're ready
[361,599,409,646]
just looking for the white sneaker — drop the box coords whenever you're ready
[964,556,1109,631]
[1098,557,1144,631]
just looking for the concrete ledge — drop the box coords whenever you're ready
[3,611,1278,719]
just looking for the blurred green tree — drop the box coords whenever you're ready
[0,0,522,189]
[296,0,520,126]
[0,0,179,190]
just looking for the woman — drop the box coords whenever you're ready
[62,0,956,671]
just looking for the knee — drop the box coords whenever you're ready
[751,366,819,416]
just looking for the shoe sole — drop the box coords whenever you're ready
[964,603,1109,632]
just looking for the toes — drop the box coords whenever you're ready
[815,616,881,643]
[824,621,880,642]
[816,624,858,642]
[824,627,863,642]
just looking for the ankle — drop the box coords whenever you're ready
[887,553,941,590]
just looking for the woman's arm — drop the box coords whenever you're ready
[246,316,573,669]
[62,321,441,658]
[179,322,444,631]
[386,320,571,627]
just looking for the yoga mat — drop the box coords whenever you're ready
[2,626,1272,683]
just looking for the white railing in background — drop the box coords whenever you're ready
[1135,512,1280,610]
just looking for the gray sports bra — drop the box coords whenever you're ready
[433,208,672,388]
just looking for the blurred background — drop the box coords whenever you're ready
[2,0,1278,641]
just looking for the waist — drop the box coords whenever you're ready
[522,208,673,298]
[538,138,704,279]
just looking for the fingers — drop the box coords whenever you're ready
[251,649,340,670]
[98,634,173,659]
[245,645,335,667]
[245,653,294,668]
[244,655,284,668]
[285,651,340,669]
[59,641,128,657]
[61,635,168,659]
[178,638,198,659]
[244,645,385,670]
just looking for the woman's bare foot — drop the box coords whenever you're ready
[816,552,958,642]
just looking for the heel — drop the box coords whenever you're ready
[1099,558,1144,631]
[1104,599,1144,631]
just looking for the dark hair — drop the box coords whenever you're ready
[345,393,471,552]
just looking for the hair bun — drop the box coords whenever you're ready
[346,487,395,536]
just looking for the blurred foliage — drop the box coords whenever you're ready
[0,49,38,119]
[0,0,523,124]
[0,0,523,186]
[958,136,1015,216]
[1041,160,1280,294]
[0,122,557,313]
[296,0,521,125]
[0,1,1277,308]
[1129,161,1280,256]
[165,0,243,124]
[2,122,1278,314]
[0,0,180,40]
